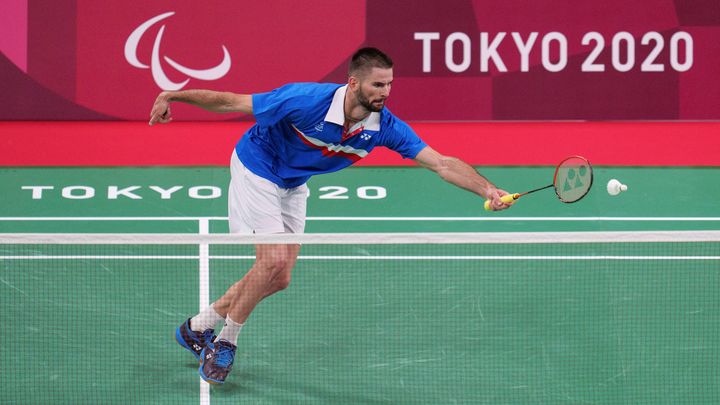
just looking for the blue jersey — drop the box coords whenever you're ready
[235,83,427,188]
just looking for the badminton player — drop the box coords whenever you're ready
[149,47,512,385]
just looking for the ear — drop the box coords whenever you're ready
[348,75,360,91]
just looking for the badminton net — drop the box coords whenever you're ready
[1,231,718,405]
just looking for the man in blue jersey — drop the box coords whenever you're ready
[149,47,511,384]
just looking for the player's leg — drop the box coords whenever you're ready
[218,243,300,323]
[210,162,308,319]
[195,152,309,384]
[211,243,301,317]
[199,243,300,384]
[177,151,282,360]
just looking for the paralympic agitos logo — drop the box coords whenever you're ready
[124,11,231,90]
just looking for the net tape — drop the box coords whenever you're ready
[1,231,719,245]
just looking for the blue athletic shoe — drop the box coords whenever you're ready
[175,318,216,361]
[199,339,237,385]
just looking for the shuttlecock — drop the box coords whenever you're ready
[607,179,628,196]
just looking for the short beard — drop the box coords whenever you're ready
[357,89,384,112]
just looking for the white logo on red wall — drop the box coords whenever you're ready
[124,11,231,90]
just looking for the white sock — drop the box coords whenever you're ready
[190,304,224,332]
[216,316,244,346]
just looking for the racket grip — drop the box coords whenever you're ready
[484,193,520,211]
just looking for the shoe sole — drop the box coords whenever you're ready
[198,354,225,385]
[200,374,222,385]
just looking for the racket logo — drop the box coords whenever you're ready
[562,166,588,192]
[124,11,232,91]
[554,156,593,203]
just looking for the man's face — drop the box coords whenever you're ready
[354,67,393,112]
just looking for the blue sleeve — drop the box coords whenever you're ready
[380,114,428,159]
[252,83,306,127]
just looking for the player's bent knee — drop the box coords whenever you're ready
[272,270,292,291]
[256,250,297,273]
[256,256,290,273]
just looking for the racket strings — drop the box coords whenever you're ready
[554,156,593,203]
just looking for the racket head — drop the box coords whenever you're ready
[552,156,593,203]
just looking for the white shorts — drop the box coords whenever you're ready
[228,151,309,234]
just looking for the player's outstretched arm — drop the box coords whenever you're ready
[149,90,252,125]
[413,146,512,211]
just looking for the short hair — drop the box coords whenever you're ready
[348,47,393,77]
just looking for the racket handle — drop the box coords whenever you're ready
[484,193,520,211]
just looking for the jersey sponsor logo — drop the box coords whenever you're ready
[124,11,231,90]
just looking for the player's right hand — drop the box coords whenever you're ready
[485,188,513,211]
[149,92,173,125]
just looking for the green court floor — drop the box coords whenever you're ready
[1,166,719,404]
[2,166,720,232]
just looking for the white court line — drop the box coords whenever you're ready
[1,216,720,221]
[197,219,211,405]
[0,256,197,259]
[0,217,219,221]
[307,217,720,221]
[2,255,718,260]
[198,220,210,311]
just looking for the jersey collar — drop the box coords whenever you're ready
[325,85,381,131]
